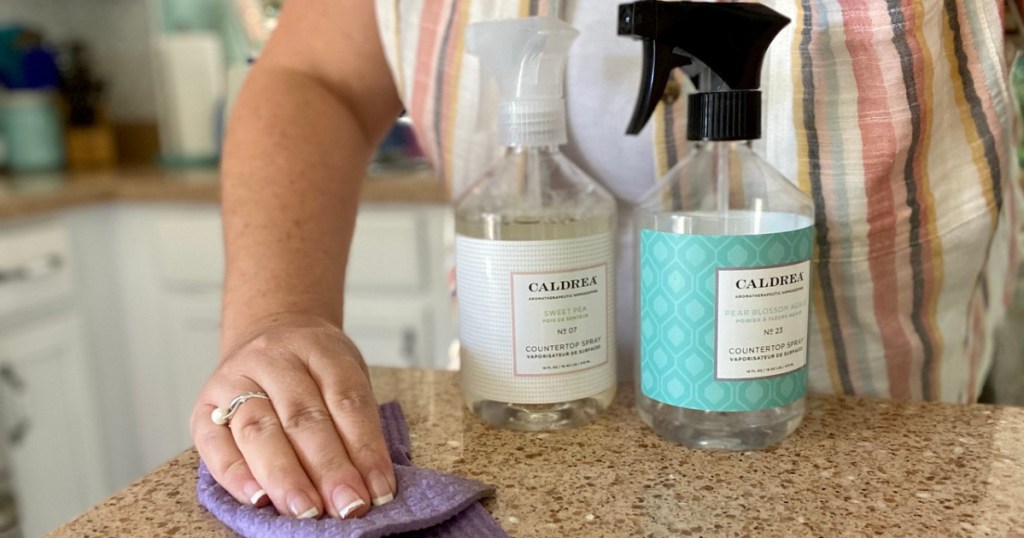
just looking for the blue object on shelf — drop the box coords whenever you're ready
[0,26,25,89]
[20,46,60,89]
[0,25,60,90]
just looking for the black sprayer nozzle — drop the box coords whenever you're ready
[618,1,790,136]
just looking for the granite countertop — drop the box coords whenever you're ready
[49,367,1024,537]
[0,167,447,221]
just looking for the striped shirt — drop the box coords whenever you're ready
[374,0,1020,403]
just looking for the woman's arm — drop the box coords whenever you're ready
[191,0,403,519]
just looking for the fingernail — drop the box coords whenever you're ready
[288,492,319,519]
[297,507,319,519]
[367,470,394,506]
[244,482,268,506]
[249,489,268,506]
[333,485,366,519]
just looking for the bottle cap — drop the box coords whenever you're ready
[687,90,761,141]
[467,16,578,147]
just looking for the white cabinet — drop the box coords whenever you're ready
[345,205,454,369]
[113,204,224,472]
[0,218,108,538]
[0,315,108,538]
[163,292,223,445]
[344,297,433,368]
[114,202,453,472]
[0,222,74,318]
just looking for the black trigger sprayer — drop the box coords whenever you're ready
[618,0,789,138]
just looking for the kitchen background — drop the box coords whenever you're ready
[0,1,1022,537]
[0,1,442,537]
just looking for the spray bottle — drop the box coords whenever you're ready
[620,1,814,449]
[457,16,617,430]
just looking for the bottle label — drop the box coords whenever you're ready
[457,233,615,403]
[639,226,813,412]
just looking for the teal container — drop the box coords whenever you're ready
[0,90,65,173]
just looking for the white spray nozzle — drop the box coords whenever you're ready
[467,16,578,147]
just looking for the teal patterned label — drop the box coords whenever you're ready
[639,226,813,412]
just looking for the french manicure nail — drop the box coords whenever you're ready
[339,499,365,519]
[288,492,319,519]
[332,485,366,519]
[243,482,268,506]
[249,489,268,506]
[297,507,319,519]
[367,470,394,506]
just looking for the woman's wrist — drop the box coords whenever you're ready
[220,308,345,361]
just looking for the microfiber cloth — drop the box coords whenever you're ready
[197,402,507,538]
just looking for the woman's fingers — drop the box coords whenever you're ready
[252,360,373,519]
[191,403,271,508]
[309,341,396,506]
[197,373,329,519]
[225,395,328,518]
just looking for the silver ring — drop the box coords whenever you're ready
[211,391,270,426]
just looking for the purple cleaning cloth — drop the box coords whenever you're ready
[197,402,507,538]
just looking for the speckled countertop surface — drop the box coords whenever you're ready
[48,367,1024,537]
[0,167,446,220]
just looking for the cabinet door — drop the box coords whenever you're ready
[347,208,427,293]
[129,290,222,472]
[344,297,431,369]
[0,314,106,538]
[0,220,75,319]
[164,293,222,456]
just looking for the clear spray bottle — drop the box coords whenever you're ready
[456,16,617,430]
[620,1,814,449]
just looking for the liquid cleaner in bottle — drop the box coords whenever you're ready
[619,1,814,449]
[456,16,617,430]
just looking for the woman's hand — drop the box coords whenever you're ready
[191,313,395,520]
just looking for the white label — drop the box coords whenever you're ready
[511,264,609,376]
[456,233,615,403]
[715,259,811,380]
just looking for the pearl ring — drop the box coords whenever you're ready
[211,392,270,426]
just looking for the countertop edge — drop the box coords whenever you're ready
[0,168,448,221]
